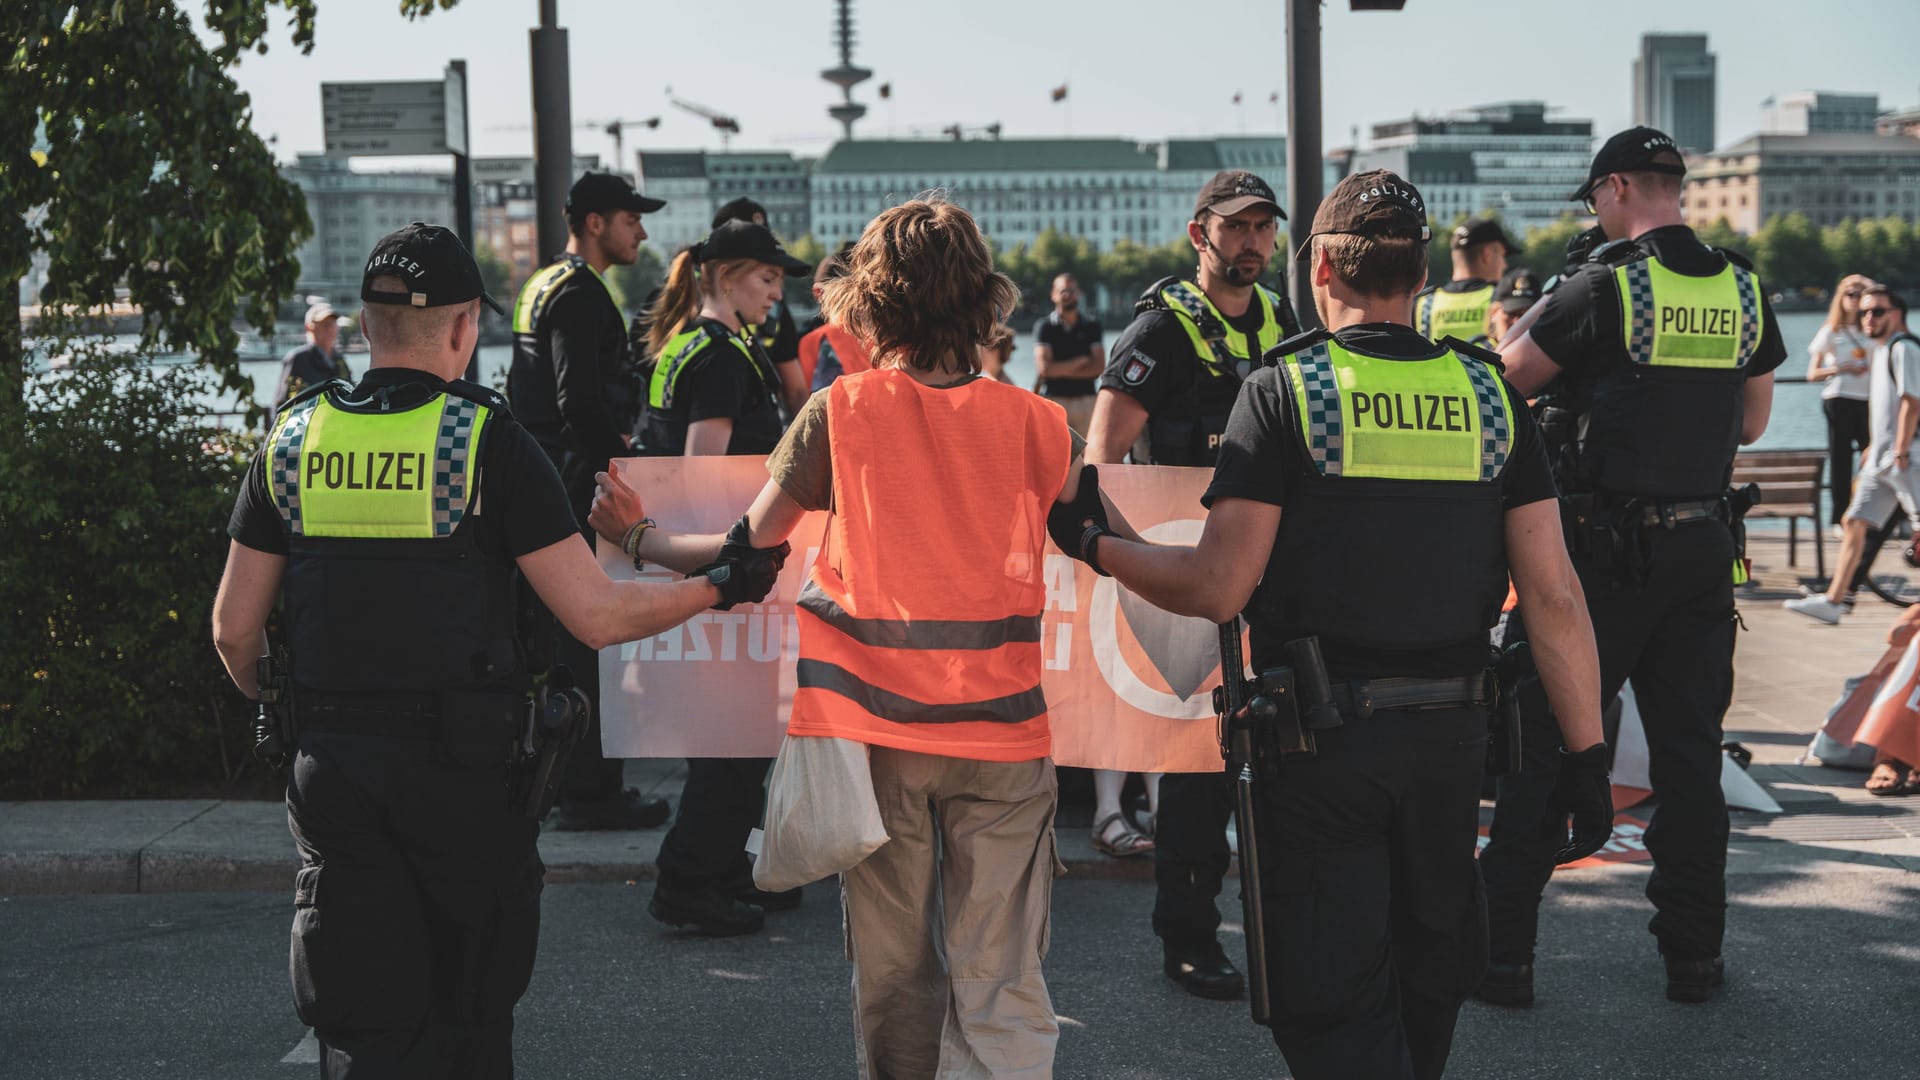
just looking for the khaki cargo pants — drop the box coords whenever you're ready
[842,747,1064,1080]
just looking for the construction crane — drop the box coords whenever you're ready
[668,94,742,151]
[588,117,661,174]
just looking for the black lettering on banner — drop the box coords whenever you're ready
[376,452,395,490]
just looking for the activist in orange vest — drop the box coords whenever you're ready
[590,197,1091,1080]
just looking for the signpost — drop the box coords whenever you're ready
[321,63,480,377]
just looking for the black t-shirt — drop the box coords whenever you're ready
[642,319,786,457]
[1033,310,1105,398]
[229,367,581,565]
[1203,323,1560,678]
[1529,225,1788,382]
[508,264,640,463]
[274,344,350,411]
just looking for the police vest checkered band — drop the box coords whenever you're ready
[1621,260,1658,364]
[1161,281,1284,373]
[432,394,482,538]
[1732,266,1761,361]
[1292,342,1346,476]
[269,396,322,535]
[1459,356,1512,480]
[1415,292,1435,338]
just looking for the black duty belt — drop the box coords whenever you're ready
[1636,498,1728,529]
[294,691,524,742]
[1331,674,1494,720]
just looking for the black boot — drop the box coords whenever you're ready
[1664,955,1724,1003]
[649,883,765,936]
[1163,941,1245,1000]
[739,885,803,912]
[1474,963,1534,1007]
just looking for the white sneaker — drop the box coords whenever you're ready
[1783,595,1848,624]
[1797,583,1858,612]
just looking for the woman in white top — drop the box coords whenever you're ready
[1809,274,1878,525]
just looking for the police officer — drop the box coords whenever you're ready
[1050,170,1610,1080]
[1413,217,1517,345]
[1084,168,1300,1000]
[509,171,670,831]
[1487,265,1543,348]
[1477,127,1787,1008]
[210,224,782,1077]
[711,196,807,413]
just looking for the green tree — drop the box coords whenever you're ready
[1752,212,1832,293]
[1513,215,1587,281]
[781,234,826,311]
[473,241,514,311]
[1692,217,1751,264]
[603,244,666,316]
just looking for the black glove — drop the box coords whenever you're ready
[1047,464,1114,576]
[1549,742,1614,865]
[695,518,790,611]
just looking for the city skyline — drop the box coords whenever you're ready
[223,0,1920,170]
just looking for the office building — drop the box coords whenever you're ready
[1761,92,1882,136]
[284,155,452,302]
[1684,132,1920,232]
[1634,34,1717,153]
[635,150,812,254]
[1349,102,1593,239]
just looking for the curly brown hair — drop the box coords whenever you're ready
[819,196,1017,375]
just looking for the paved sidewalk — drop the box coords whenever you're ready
[5,532,1918,894]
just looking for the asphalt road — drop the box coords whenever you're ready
[3,862,1916,1079]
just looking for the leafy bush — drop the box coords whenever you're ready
[0,351,262,796]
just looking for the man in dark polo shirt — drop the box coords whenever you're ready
[1032,273,1104,435]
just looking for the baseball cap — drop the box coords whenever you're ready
[304,301,340,326]
[712,196,769,229]
[1493,266,1543,314]
[1452,217,1519,254]
[567,171,667,216]
[695,220,813,277]
[361,222,505,316]
[1571,126,1687,201]
[1293,168,1430,260]
[1194,170,1286,220]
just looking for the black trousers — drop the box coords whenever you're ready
[287,731,543,1080]
[655,756,772,891]
[1152,769,1235,950]
[1258,707,1490,1080]
[1481,520,1736,966]
[1825,396,1871,525]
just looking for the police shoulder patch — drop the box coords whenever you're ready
[1119,349,1158,386]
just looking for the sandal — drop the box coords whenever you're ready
[1092,811,1155,857]
[1866,759,1917,797]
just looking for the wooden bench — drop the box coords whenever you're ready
[1732,449,1827,577]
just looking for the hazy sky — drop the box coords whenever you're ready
[225,0,1920,170]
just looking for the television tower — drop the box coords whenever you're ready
[822,0,872,140]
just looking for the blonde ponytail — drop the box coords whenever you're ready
[646,247,704,358]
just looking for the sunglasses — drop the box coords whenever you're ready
[1862,307,1895,317]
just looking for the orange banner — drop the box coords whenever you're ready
[597,457,1227,772]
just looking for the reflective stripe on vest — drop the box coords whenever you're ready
[1415,284,1494,343]
[647,324,756,410]
[1615,258,1761,369]
[269,391,489,539]
[786,368,1070,759]
[1159,280,1289,373]
[510,257,593,336]
[1282,339,1513,482]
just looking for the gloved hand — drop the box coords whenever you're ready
[1549,742,1614,864]
[1047,464,1114,576]
[693,518,790,611]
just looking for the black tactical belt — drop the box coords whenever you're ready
[296,692,445,740]
[1331,674,1494,719]
[1636,498,1728,529]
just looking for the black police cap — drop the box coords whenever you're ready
[1452,217,1519,254]
[1293,169,1430,261]
[694,221,813,277]
[1194,170,1286,221]
[361,222,504,315]
[567,171,666,216]
[1572,126,1687,201]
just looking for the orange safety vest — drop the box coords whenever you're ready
[797,323,872,390]
[787,367,1073,761]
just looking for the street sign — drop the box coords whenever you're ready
[321,80,448,156]
[443,65,468,156]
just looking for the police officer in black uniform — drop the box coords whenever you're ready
[1412,217,1517,345]
[1478,128,1786,1007]
[1050,170,1611,1080]
[1085,169,1300,1000]
[509,172,671,831]
[211,224,782,1078]
[711,196,806,413]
